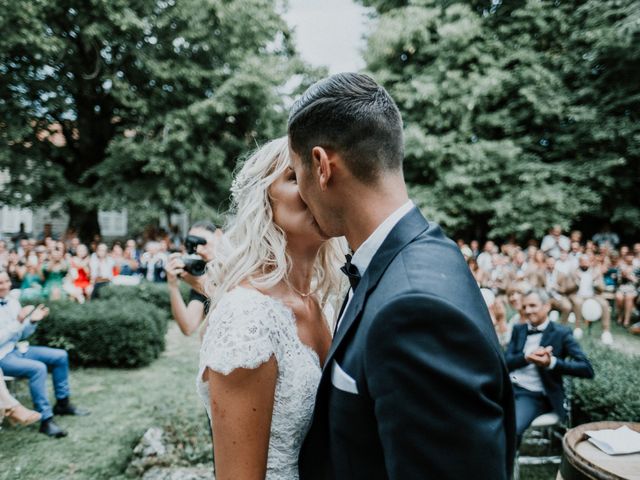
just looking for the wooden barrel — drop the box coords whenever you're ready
[557,421,640,480]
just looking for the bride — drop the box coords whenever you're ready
[197,137,345,479]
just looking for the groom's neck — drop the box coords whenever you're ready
[342,175,409,252]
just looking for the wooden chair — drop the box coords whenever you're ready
[2,375,17,396]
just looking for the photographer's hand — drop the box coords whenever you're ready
[166,253,185,286]
[165,255,206,336]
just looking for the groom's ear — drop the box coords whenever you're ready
[311,146,333,192]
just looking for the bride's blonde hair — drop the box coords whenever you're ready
[206,136,346,315]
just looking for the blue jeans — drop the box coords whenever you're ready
[514,384,553,447]
[0,346,70,421]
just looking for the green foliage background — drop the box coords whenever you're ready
[0,0,321,239]
[572,341,640,424]
[1,0,638,242]
[361,0,640,241]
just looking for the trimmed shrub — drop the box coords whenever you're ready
[99,281,189,312]
[32,298,169,368]
[572,341,640,424]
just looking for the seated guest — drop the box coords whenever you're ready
[140,241,167,282]
[6,249,25,291]
[119,243,140,276]
[41,247,69,300]
[477,240,496,272]
[524,250,546,288]
[509,250,528,283]
[541,225,571,259]
[89,243,114,298]
[570,255,613,344]
[505,289,594,447]
[543,256,575,324]
[467,257,490,287]
[67,244,93,303]
[505,284,527,328]
[20,262,43,300]
[0,271,89,438]
[555,249,575,275]
[0,367,41,427]
[615,251,638,327]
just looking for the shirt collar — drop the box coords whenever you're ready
[527,318,550,332]
[351,200,414,277]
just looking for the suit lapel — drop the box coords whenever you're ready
[322,207,429,372]
[540,321,555,347]
[516,325,528,352]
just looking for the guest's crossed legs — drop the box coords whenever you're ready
[0,346,70,421]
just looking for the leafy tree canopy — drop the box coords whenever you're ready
[0,0,318,239]
[361,0,640,241]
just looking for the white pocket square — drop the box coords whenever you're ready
[331,360,358,394]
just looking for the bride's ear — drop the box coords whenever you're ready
[312,146,332,192]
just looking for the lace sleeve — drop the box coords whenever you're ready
[199,288,276,376]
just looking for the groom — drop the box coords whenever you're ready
[289,73,515,479]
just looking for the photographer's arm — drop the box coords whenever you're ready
[166,255,205,336]
[169,283,205,336]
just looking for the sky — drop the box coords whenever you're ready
[283,0,372,74]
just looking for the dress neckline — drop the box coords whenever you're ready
[233,286,323,369]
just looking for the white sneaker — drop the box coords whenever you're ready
[601,330,614,345]
[573,327,583,340]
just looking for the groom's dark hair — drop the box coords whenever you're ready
[288,72,404,183]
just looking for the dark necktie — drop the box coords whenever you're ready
[334,255,361,336]
[340,254,361,291]
[0,299,7,306]
[527,328,543,335]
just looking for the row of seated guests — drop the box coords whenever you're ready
[461,229,639,346]
[0,237,173,302]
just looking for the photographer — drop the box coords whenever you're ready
[165,221,220,336]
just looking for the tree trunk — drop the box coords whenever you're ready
[67,201,100,244]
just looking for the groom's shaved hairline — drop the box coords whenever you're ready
[288,73,404,183]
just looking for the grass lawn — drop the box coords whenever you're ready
[2,316,638,480]
[0,323,212,480]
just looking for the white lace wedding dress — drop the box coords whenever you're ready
[197,287,322,480]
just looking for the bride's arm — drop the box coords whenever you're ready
[206,357,278,480]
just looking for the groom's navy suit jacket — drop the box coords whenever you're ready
[299,208,516,480]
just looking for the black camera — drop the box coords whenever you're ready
[182,235,207,276]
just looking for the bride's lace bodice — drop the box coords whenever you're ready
[197,287,322,480]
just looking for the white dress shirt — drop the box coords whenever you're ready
[576,269,596,298]
[336,200,415,330]
[0,297,35,360]
[510,318,557,393]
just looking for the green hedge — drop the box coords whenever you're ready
[572,342,640,424]
[32,298,169,368]
[99,281,189,312]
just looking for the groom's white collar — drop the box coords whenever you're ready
[350,200,414,278]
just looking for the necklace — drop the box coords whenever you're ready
[290,284,315,298]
